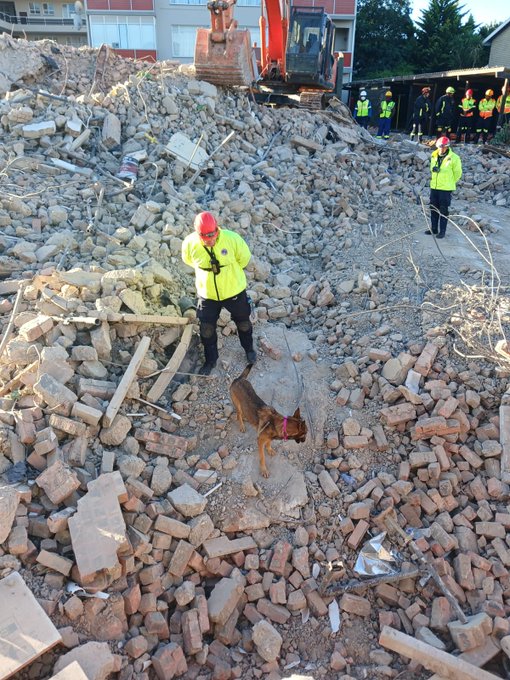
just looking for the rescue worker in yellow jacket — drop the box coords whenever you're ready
[497,85,510,129]
[354,90,372,129]
[474,89,496,144]
[376,91,395,139]
[425,137,462,239]
[456,88,476,143]
[182,211,256,374]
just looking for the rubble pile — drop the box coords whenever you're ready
[0,37,510,680]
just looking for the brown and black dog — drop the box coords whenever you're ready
[230,364,307,478]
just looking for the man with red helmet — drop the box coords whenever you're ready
[425,137,462,239]
[456,88,476,143]
[182,212,256,375]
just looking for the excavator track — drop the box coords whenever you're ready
[299,90,325,110]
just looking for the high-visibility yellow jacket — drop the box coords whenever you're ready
[497,95,510,114]
[459,97,476,116]
[479,97,496,119]
[181,228,251,301]
[430,149,462,191]
[379,100,395,118]
[354,99,371,117]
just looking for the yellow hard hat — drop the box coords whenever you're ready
[385,91,392,97]
[485,89,494,97]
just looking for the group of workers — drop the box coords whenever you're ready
[353,85,510,143]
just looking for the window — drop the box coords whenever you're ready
[29,3,41,14]
[169,0,202,4]
[89,15,156,50]
[42,3,54,14]
[171,25,200,58]
[237,0,259,5]
[62,3,76,17]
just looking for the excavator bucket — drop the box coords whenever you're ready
[194,28,257,88]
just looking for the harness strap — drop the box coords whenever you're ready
[282,417,288,441]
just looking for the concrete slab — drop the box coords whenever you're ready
[0,571,62,680]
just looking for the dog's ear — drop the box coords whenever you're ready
[292,407,301,420]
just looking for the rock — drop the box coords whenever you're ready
[0,486,19,543]
[252,620,282,662]
[99,415,132,446]
[52,642,119,680]
[167,484,206,517]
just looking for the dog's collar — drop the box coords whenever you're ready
[282,417,288,441]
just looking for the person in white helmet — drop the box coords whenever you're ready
[354,90,372,129]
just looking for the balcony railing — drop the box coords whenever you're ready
[0,10,76,25]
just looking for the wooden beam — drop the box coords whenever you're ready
[379,627,500,680]
[428,635,500,680]
[103,336,151,428]
[147,324,193,403]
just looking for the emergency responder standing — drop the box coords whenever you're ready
[435,86,456,138]
[181,211,257,375]
[377,91,395,140]
[474,89,496,144]
[354,90,372,129]
[496,85,510,129]
[425,137,462,240]
[456,89,476,143]
[410,87,431,142]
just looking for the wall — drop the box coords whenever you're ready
[489,27,510,67]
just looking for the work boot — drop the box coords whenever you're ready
[424,230,436,235]
[199,360,217,376]
[246,350,257,364]
[436,233,445,239]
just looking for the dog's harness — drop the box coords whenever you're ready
[282,417,288,441]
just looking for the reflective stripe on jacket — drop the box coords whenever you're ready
[354,99,371,117]
[459,97,476,116]
[479,98,496,119]
[430,149,462,192]
[497,95,510,114]
[181,229,251,301]
[379,100,395,118]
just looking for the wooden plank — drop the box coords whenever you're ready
[103,336,151,428]
[147,324,193,403]
[379,626,500,680]
[0,571,62,679]
[500,400,510,483]
[428,636,500,680]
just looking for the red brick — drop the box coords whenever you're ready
[340,593,370,617]
[182,608,202,654]
[347,520,369,549]
[256,598,291,624]
[269,541,292,576]
[152,642,187,679]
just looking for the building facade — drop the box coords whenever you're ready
[483,17,510,68]
[0,0,87,45]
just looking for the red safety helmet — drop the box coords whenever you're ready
[435,136,450,148]
[465,89,473,97]
[194,211,218,237]
[422,87,431,94]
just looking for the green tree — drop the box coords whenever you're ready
[354,0,415,78]
[413,0,487,72]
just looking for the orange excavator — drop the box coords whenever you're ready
[194,0,343,108]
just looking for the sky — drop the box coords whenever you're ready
[411,0,509,27]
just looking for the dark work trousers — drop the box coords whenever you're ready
[197,290,253,364]
[356,116,369,129]
[430,189,452,236]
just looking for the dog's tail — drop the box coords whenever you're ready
[238,364,253,380]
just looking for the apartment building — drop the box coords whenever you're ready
[0,0,87,46]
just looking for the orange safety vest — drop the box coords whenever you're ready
[497,95,510,114]
[479,98,496,119]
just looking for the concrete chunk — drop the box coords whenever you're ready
[207,577,244,626]
[33,373,78,415]
[0,571,62,678]
[167,483,206,517]
[252,619,283,662]
[0,485,19,543]
[68,472,128,584]
[36,460,80,504]
[52,641,118,680]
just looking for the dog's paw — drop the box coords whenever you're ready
[261,467,270,478]
[267,447,276,457]
[239,425,246,433]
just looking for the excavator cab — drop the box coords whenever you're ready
[286,7,336,89]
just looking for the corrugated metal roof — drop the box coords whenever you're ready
[348,64,510,88]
